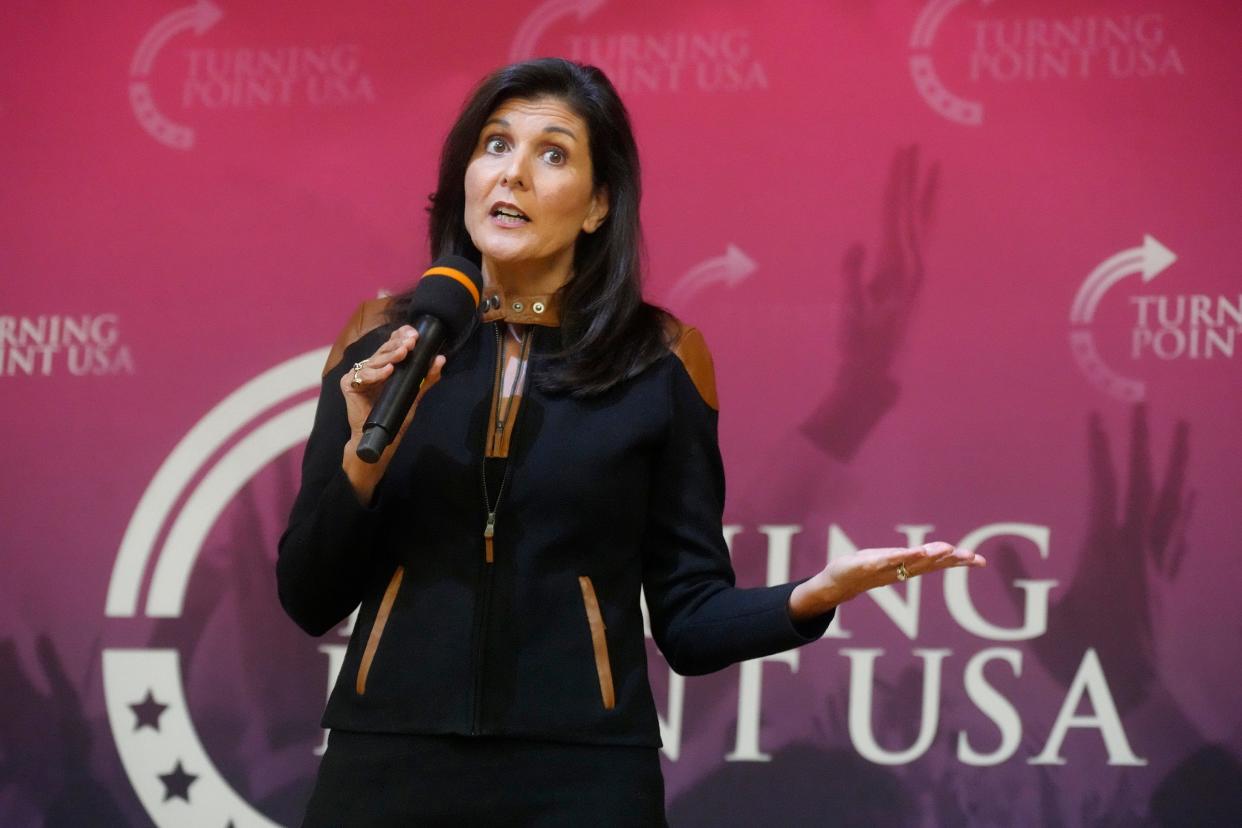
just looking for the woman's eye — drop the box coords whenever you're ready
[485,137,507,154]
[542,147,566,165]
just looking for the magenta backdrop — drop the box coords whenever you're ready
[3,1,1241,825]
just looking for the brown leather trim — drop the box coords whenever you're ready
[484,330,506,458]
[355,566,404,695]
[480,285,561,327]
[324,297,394,377]
[484,326,530,459]
[667,322,719,411]
[578,576,616,710]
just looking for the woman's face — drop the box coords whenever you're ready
[463,96,609,285]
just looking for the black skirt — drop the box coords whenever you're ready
[303,730,668,827]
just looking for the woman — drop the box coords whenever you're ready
[278,58,983,826]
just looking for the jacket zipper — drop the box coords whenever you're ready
[480,324,530,562]
[471,321,532,734]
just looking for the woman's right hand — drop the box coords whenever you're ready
[339,324,447,502]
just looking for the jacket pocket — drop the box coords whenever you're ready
[578,575,616,710]
[356,566,405,695]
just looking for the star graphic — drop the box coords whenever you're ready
[159,760,197,802]
[130,690,169,732]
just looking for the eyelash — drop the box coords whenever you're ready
[484,136,566,165]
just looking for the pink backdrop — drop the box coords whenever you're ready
[3,1,1241,825]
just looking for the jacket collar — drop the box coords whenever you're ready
[479,284,561,327]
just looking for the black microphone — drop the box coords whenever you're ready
[356,256,484,463]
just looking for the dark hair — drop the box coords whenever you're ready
[388,58,668,396]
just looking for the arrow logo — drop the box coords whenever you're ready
[1069,234,1177,324]
[130,0,222,77]
[128,0,223,150]
[664,244,756,309]
[509,0,606,62]
[1067,234,1178,403]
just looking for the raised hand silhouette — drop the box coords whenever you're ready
[801,144,940,462]
[996,404,1193,714]
[0,635,126,826]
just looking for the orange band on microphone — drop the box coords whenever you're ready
[422,266,481,307]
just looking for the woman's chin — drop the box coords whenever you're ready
[478,244,541,269]
[468,232,524,261]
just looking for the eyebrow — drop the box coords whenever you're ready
[483,117,578,141]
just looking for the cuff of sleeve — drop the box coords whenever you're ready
[311,464,383,541]
[781,578,836,642]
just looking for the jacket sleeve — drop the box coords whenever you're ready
[641,328,834,676]
[276,304,393,636]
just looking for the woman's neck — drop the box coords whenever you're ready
[482,253,573,297]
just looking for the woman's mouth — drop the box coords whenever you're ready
[489,202,530,226]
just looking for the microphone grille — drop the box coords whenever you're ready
[407,255,485,340]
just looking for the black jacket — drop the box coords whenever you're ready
[277,289,833,747]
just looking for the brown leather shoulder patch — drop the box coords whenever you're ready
[323,297,393,377]
[665,318,719,411]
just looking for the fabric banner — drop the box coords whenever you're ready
[2,1,1239,824]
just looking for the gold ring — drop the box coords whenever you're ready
[351,359,369,387]
[896,562,909,582]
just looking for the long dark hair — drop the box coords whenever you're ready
[389,58,668,396]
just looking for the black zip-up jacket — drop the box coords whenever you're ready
[277,289,834,747]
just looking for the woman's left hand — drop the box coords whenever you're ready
[788,542,986,622]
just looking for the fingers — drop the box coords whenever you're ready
[415,355,448,402]
[841,244,866,303]
[887,542,986,582]
[909,156,938,298]
[34,634,75,701]
[1087,411,1118,532]
[915,541,983,570]
[343,327,418,393]
[1150,418,1190,568]
[901,146,927,293]
[1166,488,1195,579]
[344,359,392,394]
[880,146,908,259]
[1122,403,1154,535]
[919,159,940,229]
[374,326,419,365]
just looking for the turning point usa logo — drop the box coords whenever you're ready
[1068,235,1240,402]
[511,0,769,94]
[0,314,134,378]
[129,0,376,150]
[910,0,1185,126]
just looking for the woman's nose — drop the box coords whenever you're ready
[501,152,528,190]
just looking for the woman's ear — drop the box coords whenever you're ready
[582,185,610,234]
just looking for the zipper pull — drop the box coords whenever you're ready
[483,512,496,563]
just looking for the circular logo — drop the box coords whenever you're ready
[909,0,994,126]
[103,348,327,827]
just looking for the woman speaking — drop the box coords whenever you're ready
[277,58,983,826]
